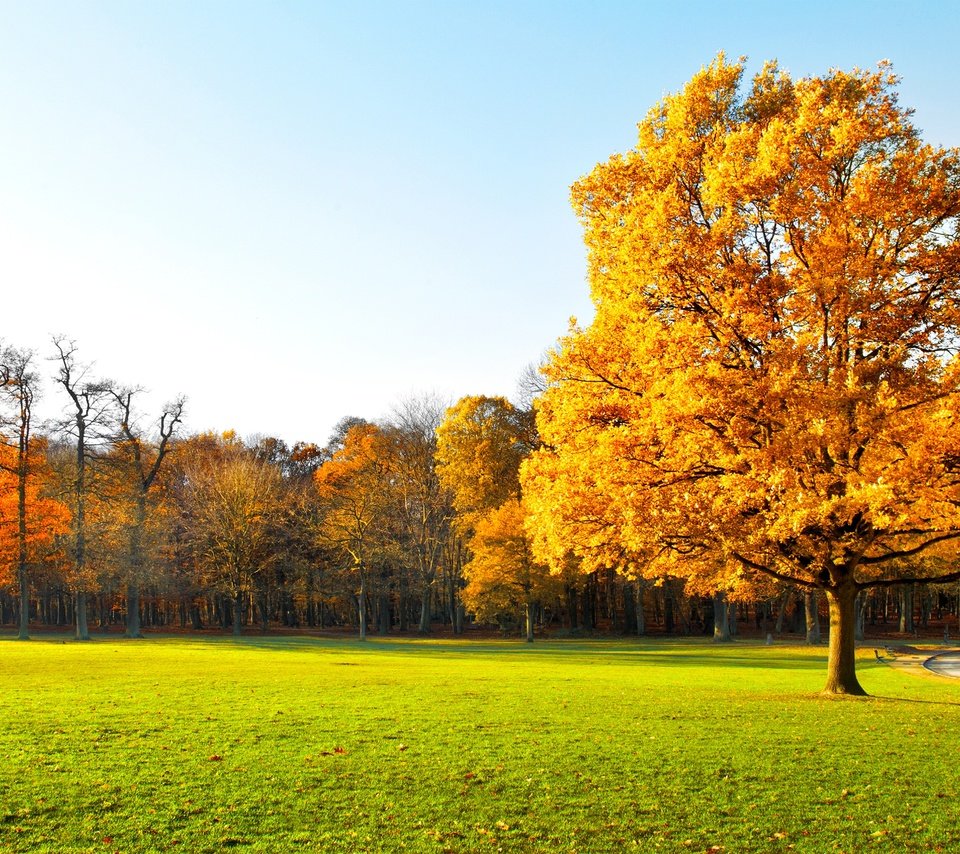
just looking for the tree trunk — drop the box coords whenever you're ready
[713,593,731,642]
[358,571,367,641]
[899,585,915,633]
[774,589,790,634]
[378,592,391,634]
[634,581,646,636]
[525,599,535,643]
[418,587,431,634]
[232,591,243,636]
[17,562,29,640]
[823,584,866,695]
[75,591,90,641]
[126,584,143,638]
[854,592,866,642]
[805,590,821,644]
[16,451,30,640]
[260,591,270,633]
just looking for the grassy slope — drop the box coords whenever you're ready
[0,636,958,853]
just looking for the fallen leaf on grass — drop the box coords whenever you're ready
[208,755,223,762]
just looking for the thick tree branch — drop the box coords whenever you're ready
[730,551,819,589]
[858,531,960,565]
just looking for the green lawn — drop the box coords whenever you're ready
[1,635,958,852]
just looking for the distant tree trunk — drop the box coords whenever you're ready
[525,599,535,643]
[357,569,367,641]
[713,592,731,642]
[823,583,866,695]
[16,437,30,640]
[378,591,391,634]
[805,591,821,644]
[634,580,646,636]
[260,591,269,633]
[582,573,597,629]
[453,540,465,635]
[232,591,243,636]
[774,588,790,634]
[606,567,619,632]
[17,559,29,640]
[418,587,431,634]
[566,585,579,630]
[854,592,866,642]
[899,585,915,633]
[398,566,409,632]
[125,493,146,638]
[75,592,90,641]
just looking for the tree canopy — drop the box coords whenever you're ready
[523,55,960,694]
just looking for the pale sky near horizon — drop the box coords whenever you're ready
[2,1,958,446]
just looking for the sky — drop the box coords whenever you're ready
[2,0,958,446]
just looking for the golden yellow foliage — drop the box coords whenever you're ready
[461,498,561,638]
[523,55,960,692]
[436,396,532,531]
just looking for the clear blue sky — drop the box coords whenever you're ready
[2,0,957,445]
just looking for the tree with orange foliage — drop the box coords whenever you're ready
[461,498,560,642]
[314,423,394,640]
[524,56,960,694]
[437,396,559,640]
[1,346,69,638]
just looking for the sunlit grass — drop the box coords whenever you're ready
[1,635,958,852]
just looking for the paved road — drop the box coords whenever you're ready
[924,652,960,678]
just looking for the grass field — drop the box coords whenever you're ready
[1,635,959,853]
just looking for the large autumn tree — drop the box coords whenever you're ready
[523,56,960,694]
[437,395,555,640]
[314,422,394,640]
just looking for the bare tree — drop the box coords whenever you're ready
[112,388,185,638]
[52,338,114,641]
[515,358,548,411]
[386,394,453,634]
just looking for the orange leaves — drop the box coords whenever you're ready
[0,439,70,583]
[526,54,960,599]
[313,423,396,573]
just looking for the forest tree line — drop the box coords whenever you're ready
[2,338,956,643]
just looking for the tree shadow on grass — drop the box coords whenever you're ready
[865,694,960,708]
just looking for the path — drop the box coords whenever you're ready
[923,651,960,679]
